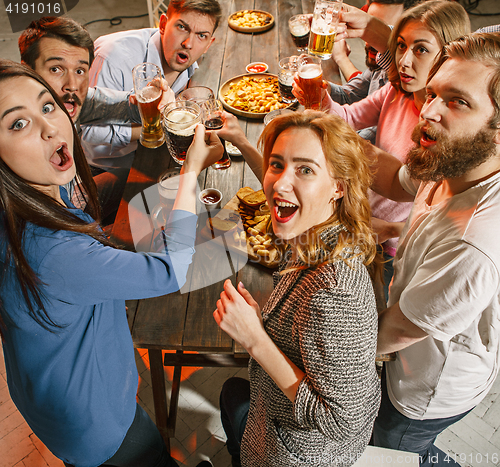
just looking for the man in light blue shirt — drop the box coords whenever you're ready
[82,0,222,172]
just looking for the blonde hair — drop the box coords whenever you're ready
[387,0,470,92]
[259,111,378,271]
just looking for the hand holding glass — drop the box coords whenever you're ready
[201,99,231,170]
[298,55,323,110]
[162,100,201,165]
[308,0,343,60]
[132,63,165,148]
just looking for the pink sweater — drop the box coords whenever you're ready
[324,83,419,255]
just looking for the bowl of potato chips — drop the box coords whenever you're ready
[219,73,295,119]
[228,10,274,33]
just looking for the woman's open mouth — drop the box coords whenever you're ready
[274,200,298,223]
[400,72,414,84]
[50,143,73,171]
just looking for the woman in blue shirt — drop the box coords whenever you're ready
[0,59,220,467]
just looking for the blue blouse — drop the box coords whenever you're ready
[0,189,197,466]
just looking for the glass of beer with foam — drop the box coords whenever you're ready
[289,15,311,53]
[278,57,299,104]
[308,0,343,60]
[298,55,323,110]
[162,100,201,165]
[132,63,165,148]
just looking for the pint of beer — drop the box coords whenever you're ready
[288,15,310,53]
[132,63,165,148]
[308,0,343,60]
[278,57,299,104]
[298,56,323,110]
[162,100,201,165]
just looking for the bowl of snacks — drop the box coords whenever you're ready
[246,62,269,74]
[228,10,274,33]
[219,73,294,119]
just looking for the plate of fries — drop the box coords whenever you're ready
[219,73,294,119]
[228,9,274,33]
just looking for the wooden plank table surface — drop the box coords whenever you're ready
[111,0,342,445]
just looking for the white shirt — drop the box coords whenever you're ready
[387,169,500,419]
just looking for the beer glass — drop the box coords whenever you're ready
[278,57,299,104]
[177,86,215,105]
[288,15,310,53]
[308,0,343,60]
[201,98,231,170]
[162,100,201,165]
[298,55,323,110]
[263,108,295,126]
[132,63,165,148]
[151,167,181,230]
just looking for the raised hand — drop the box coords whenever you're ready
[184,124,223,175]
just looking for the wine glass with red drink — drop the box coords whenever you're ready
[201,99,231,170]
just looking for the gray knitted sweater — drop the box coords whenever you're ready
[240,225,381,466]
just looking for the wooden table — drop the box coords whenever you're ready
[111,0,342,445]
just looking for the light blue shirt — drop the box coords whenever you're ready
[0,188,197,466]
[82,28,198,170]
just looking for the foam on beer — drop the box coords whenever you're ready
[290,22,309,37]
[298,63,322,79]
[138,85,161,103]
[164,109,198,136]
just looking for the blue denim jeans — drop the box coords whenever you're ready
[372,370,471,467]
[64,403,178,467]
[219,377,251,466]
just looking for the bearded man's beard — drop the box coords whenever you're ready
[406,121,497,182]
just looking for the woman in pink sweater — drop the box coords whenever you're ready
[294,0,470,300]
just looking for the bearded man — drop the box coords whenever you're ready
[367,33,500,467]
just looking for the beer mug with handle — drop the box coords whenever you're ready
[162,100,201,165]
[308,0,343,60]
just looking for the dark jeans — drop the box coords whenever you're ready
[64,403,178,467]
[220,377,251,467]
[372,369,471,467]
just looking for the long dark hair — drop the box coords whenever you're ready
[0,59,112,334]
